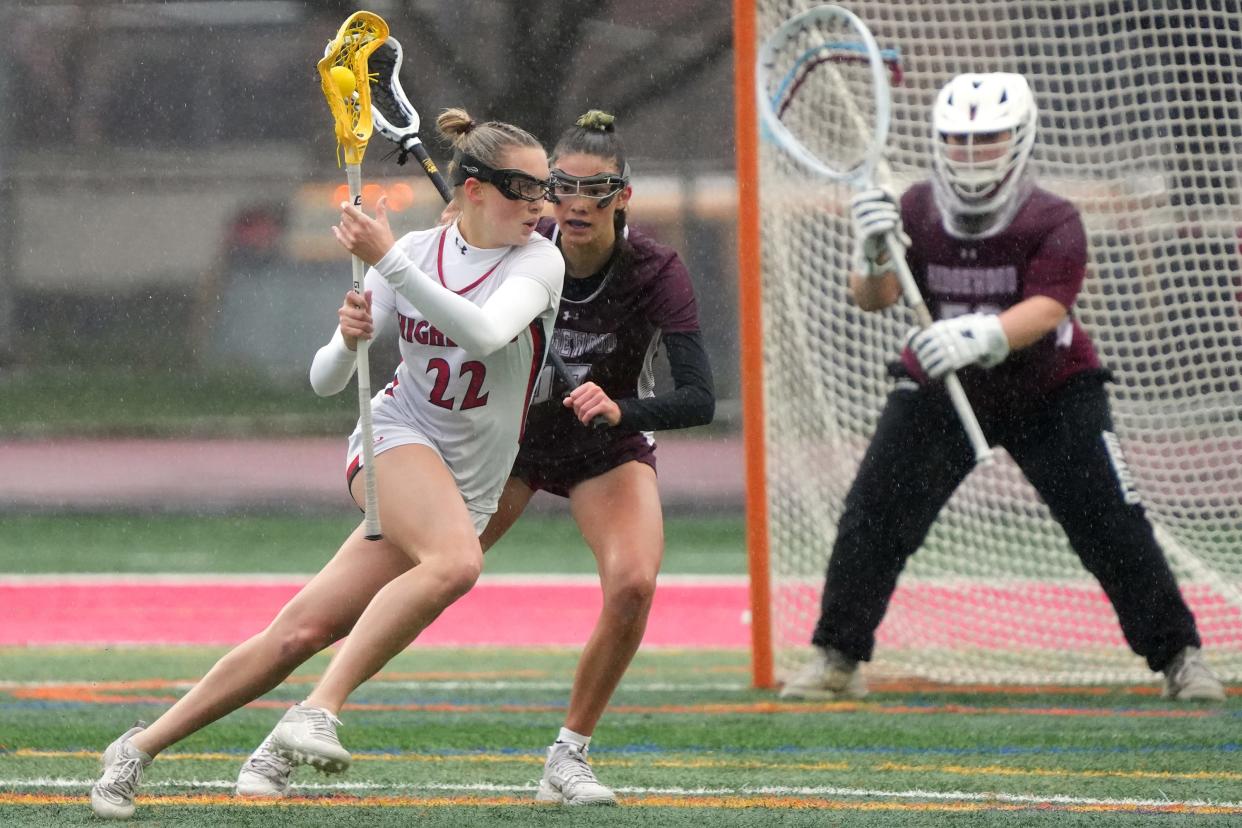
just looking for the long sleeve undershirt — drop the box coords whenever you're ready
[372,244,556,356]
[309,327,363,397]
[309,239,560,398]
[615,330,715,431]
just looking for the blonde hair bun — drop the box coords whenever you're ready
[436,108,477,141]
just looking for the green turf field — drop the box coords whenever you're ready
[0,514,747,576]
[2,647,1239,826]
[2,514,1239,824]
[0,370,357,438]
[0,369,734,439]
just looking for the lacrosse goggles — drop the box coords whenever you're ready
[451,152,551,202]
[548,163,631,208]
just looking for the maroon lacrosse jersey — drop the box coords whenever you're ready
[898,182,1102,409]
[517,217,702,463]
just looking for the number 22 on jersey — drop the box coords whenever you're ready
[426,359,489,410]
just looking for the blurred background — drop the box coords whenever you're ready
[0,0,745,524]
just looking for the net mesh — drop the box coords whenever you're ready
[753,0,1242,685]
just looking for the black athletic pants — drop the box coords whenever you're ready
[811,373,1201,673]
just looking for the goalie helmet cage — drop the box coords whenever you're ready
[734,0,1242,689]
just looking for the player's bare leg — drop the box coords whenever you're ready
[567,461,663,734]
[535,461,662,806]
[124,523,414,760]
[93,517,415,813]
[272,445,482,771]
[479,477,536,552]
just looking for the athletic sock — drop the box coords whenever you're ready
[555,727,591,750]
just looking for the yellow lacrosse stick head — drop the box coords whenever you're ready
[317,11,389,166]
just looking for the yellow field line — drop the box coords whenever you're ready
[2,791,1239,815]
[8,749,1238,783]
[875,761,1242,783]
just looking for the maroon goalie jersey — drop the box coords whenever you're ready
[898,182,1102,410]
[517,217,702,463]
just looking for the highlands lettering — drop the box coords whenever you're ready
[397,313,520,348]
[398,313,457,348]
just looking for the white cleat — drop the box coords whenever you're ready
[269,703,351,773]
[236,734,294,797]
[534,741,617,806]
[1163,646,1226,702]
[90,723,152,820]
[779,646,868,700]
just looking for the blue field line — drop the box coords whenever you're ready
[11,742,1229,761]
[887,694,1242,718]
[314,740,1232,758]
[790,742,1242,757]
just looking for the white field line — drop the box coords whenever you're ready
[2,777,1240,810]
[0,573,747,587]
[0,679,749,692]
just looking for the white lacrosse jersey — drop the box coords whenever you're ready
[356,222,562,515]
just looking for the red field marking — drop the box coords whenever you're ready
[777,581,1242,650]
[3,576,1238,650]
[0,577,749,648]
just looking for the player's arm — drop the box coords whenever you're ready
[847,187,906,311]
[1001,209,1088,351]
[616,252,715,430]
[611,331,716,431]
[909,213,1087,380]
[332,196,565,356]
[997,295,1068,350]
[564,251,714,430]
[849,271,901,311]
[374,245,563,356]
[308,272,397,397]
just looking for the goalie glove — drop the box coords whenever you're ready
[850,187,911,277]
[908,313,1010,379]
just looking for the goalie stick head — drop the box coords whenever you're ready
[931,72,1038,222]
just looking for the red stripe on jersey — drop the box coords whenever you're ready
[436,228,502,295]
[382,364,401,397]
[518,320,546,442]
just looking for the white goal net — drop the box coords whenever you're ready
[751,0,1242,685]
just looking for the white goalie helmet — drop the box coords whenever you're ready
[931,73,1038,218]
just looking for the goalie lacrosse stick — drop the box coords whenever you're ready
[757,4,992,464]
[367,49,609,430]
[318,10,390,540]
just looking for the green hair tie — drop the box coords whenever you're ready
[576,110,615,131]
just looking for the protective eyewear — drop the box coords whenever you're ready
[452,152,550,202]
[548,163,631,207]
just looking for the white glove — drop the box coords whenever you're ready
[850,187,910,277]
[908,313,1010,379]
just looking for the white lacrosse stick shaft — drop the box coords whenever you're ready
[347,163,382,539]
[817,10,992,464]
[883,231,992,462]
